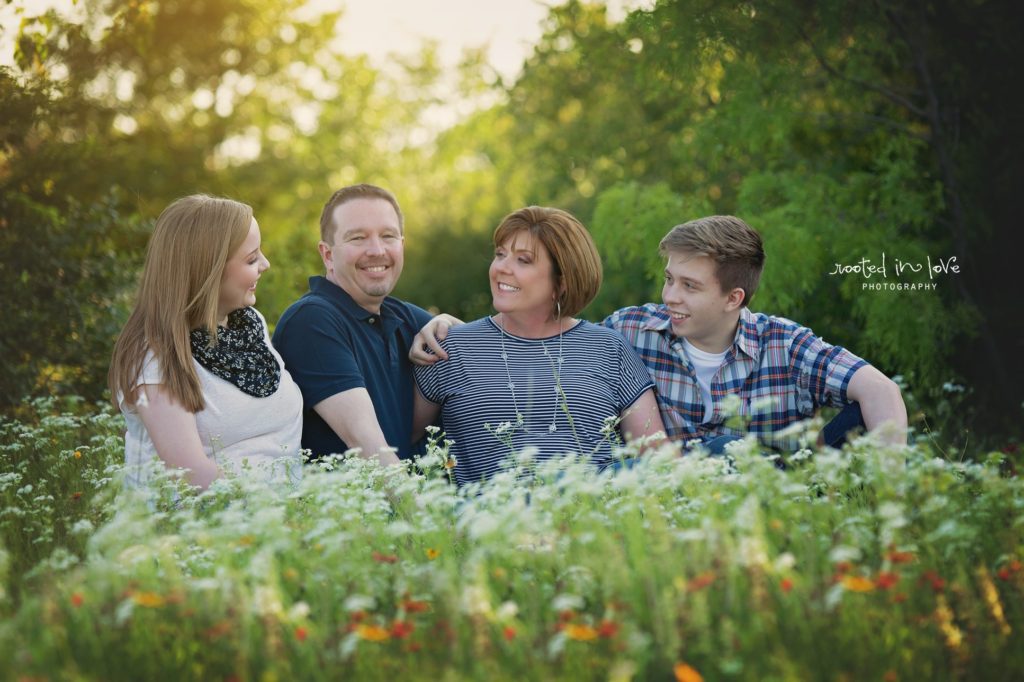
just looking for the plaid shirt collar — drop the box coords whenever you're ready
[640,305,761,362]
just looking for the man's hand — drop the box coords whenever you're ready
[314,389,400,465]
[409,314,463,366]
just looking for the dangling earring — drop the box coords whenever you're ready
[555,299,562,321]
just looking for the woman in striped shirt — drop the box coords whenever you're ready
[413,206,665,486]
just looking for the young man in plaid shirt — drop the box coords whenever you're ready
[601,215,906,452]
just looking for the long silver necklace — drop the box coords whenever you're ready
[497,313,564,434]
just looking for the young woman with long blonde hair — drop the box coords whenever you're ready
[109,195,302,489]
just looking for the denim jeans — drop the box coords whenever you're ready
[697,402,867,454]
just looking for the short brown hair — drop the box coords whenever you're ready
[319,184,404,243]
[493,206,603,318]
[659,215,765,307]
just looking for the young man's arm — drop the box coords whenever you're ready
[313,389,400,466]
[845,365,908,446]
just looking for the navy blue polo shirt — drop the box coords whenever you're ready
[272,276,433,460]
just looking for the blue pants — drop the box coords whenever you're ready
[699,402,867,454]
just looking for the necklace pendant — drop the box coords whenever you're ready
[549,423,557,433]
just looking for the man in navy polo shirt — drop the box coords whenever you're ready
[273,184,447,464]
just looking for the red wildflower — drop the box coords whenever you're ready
[71,592,84,608]
[391,620,415,639]
[875,571,900,590]
[834,561,853,574]
[402,598,430,614]
[1009,560,1023,572]
[687,571,716,592]
[887,550,915,564]
[892,592,909,604]
[503,626,516,641]
[998,567,1012,581]
[780,578,794,593]
[920,570,945,593]
[70,492,82,500]
[597,620,619,638]
[372,551,398,564]
[294,626,308,642]
[204,620,233,640]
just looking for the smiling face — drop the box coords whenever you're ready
[218,217,269,325]
[661,251,744,353]
[489,231,559,323]
[319,197,404,313]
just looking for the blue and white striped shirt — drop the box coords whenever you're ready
[414,317,655,485]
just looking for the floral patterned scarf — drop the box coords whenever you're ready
[189,307,281,397]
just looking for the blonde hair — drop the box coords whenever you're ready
[109,195,253,412]
[659,215,765,307]
[493,206,603,318]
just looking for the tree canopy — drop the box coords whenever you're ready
[1,0,1020,443]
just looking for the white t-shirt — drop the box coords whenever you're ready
[119,309,303,487]
[681,338,728,423]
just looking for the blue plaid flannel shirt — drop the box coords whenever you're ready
[603,305,867,450]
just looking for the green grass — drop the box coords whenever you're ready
[1,401,1022,681]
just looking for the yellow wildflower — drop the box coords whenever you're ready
[425,548,440,560]
[934,594,963,651]
[976,565,1011,635]
[674,662,704,682]
[355,624,391,642]
[73,450,82,459]
[132,591,166,608]
[841,575,875,593]
[564,623,599,641]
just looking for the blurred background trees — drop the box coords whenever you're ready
[1,0,1020,445]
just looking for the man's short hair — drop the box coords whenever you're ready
[319,184,404,243]
[659,215,765,307]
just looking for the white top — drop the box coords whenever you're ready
[119,309,303,487]
[681,338,728,423]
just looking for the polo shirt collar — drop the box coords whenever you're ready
[308,275,394,324]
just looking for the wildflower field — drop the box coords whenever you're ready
[1,400,1022,681]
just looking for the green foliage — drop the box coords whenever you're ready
[0,398,124,603]
[1,406,1023,679]
[1,0,1020,442]
[588,181,711,317]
